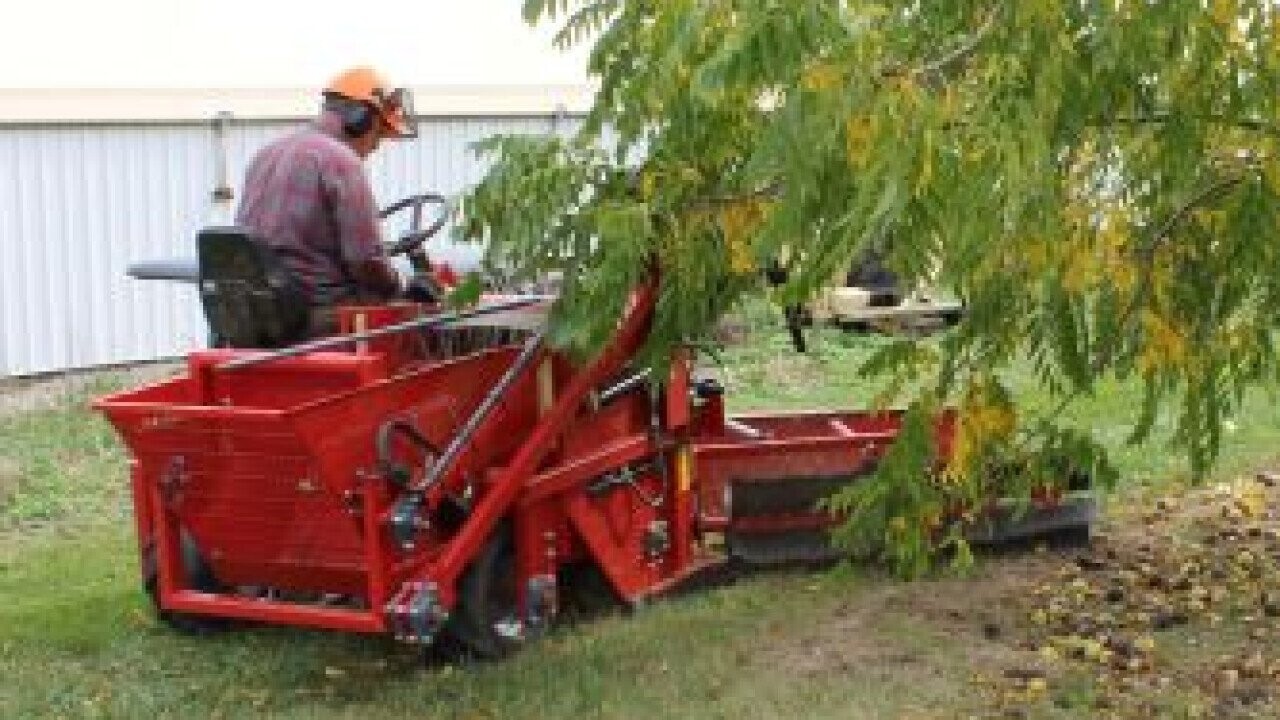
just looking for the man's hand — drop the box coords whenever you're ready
[405,274,444,304]
[351,257,405,299]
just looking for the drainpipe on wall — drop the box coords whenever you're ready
[210,110,235,224]
[550,103,568,137]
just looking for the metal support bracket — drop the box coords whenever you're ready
[523,574,558,637]
[385,581,448,644]
[387,491,426,551]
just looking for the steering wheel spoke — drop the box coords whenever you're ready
[379,192,452,256]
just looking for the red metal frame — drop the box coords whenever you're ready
[94,284,960,643]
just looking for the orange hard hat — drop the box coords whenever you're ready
[324,66,415,138]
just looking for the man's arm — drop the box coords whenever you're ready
[323,155,403,298]
[349,257,403,298]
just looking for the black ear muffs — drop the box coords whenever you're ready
[340,102,375,138]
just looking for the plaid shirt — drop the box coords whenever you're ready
[235,112,387,306]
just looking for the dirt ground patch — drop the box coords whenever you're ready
[0,361,180,418]
[747,468,1280,719]
[749,555,1057,719]
[760,559,1048,673]
[0,456,20,509]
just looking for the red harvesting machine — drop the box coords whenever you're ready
[95,197,1092,658]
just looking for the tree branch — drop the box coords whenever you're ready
[1144,169,1255,255]
[1090,165,1257,372]
[879,5,1002,80]
[681,181,783,213]
[1100,112,1280,137]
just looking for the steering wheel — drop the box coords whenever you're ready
[379,192,452,256]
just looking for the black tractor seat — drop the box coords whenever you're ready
[197,226,309,349]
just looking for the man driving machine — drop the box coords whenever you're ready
[235,66,441,337]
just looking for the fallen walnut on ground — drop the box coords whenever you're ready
[983,474,1280,718]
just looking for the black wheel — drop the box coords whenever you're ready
[447,529,527,660]
[142,531,231,635]
[558,561,621,621]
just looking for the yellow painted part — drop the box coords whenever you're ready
[676,445,692,494]
[538,359,554,416]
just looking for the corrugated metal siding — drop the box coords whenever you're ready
[0,114,577,376]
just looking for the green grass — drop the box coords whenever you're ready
[5,328,1280,719]
[1,524,986,719]
[0,377,132,524]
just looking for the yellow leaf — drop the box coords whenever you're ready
[1230,478,1266,518]
[939,86,959,120]
[914,128,934,196]
[1061,242,1098,293]
[1210,0,1236,28]
[947,379,1016,478]
[715,199,768,275]
[845,114,876,169]
[1263,160,1280,195]
[1140,310,1188,372]
[1272,21,1280,66]
[640,170,657,202]
[801,62,840,92]
[894,75,921,108]
[1022,236,1050,275]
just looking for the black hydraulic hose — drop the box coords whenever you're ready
[376,419,441,488]
[415,331,545,493]
[386,331,544,551]
[597,368,652,406]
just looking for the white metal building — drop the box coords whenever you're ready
[0,86,591,377]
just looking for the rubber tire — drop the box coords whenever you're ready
[558,561,621,621]
[447,529,525,660]
[142,531,232,635]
